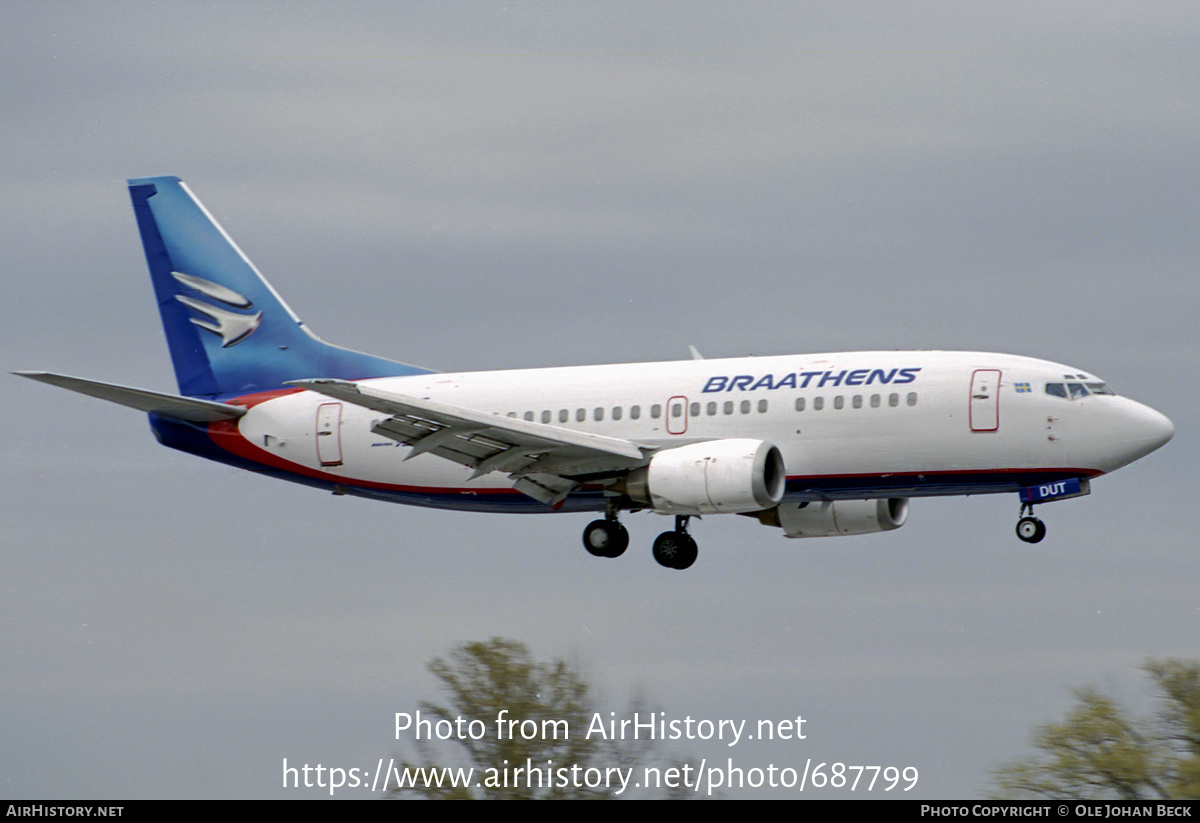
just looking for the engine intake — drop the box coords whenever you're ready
[624,439,786,515]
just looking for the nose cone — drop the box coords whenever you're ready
[1114,400,1174,466]
[1143,405,1175,451]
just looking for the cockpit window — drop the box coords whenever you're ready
[1045,381,1116,400]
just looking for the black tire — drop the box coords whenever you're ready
[583,520,629,558]
[673,534,698,569]
[1016,516,1046,544]
[652,531,698,570]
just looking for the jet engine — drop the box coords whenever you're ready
[756,498,909,538]
[621,439,786,515]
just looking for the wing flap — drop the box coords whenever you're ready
[513,473,581,505]
[291,378,649,487]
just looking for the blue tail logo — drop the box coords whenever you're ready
[129,176,431,397]
[171,271,263,347]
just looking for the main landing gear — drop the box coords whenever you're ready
[582,507,698,570]
[582,508,629,558]
[1015,502,1047,544]
[652,516,698,571]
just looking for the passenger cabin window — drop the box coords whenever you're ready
[814,396,824,411]
[651,404,662,419]
[594,407,604,422]
[630,405,641,420]
[612,406,622,421]
[691,402,701,417]
[833,396,844,410]
[559,409,569,423]
[542,410,551,424]
[576,408,586,422]
[758,399,768,413]
[907,392,918,407]
[795,397,805,412]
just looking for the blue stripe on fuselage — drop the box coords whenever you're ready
[149,414,1095,513]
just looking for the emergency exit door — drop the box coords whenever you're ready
[666,395,688,435]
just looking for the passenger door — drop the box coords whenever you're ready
[316,402,344,466]
[969,369,1001,432]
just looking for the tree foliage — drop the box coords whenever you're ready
[392,637,664,799]
[991,660,1200,799]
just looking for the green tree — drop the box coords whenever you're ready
[991,659,1200,799]
[391,637,673,799]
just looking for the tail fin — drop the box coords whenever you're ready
[128,176,430,397]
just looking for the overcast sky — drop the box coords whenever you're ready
[3,2,1197,799]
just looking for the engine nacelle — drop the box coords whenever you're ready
[624,439,786,515]
[760,498,909,538]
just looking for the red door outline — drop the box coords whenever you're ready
[666,395,688,435]
[970,369,1001,432]
[316,402,344,466]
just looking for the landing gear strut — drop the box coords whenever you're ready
[1015,502,1046,544]
[652,515,698,570]
[582,501,629,558]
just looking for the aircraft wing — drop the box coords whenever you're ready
[291,378,651,504]
[15,371,247,422]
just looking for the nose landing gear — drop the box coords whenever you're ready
[1016,503,1046,544]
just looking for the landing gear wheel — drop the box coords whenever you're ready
[583,519,629,558]
[1016,516,1046,544]
[652,531,698,570]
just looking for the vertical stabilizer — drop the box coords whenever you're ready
[128,176,430,396]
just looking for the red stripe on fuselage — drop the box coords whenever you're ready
[206,390,1105,500]
[205,391,522,496]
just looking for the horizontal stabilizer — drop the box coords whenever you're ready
[15,371,246,422]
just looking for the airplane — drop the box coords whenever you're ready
[17,176,1175,570]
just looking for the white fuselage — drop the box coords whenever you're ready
[227,350,1172,511]
[24,176,1176,561]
